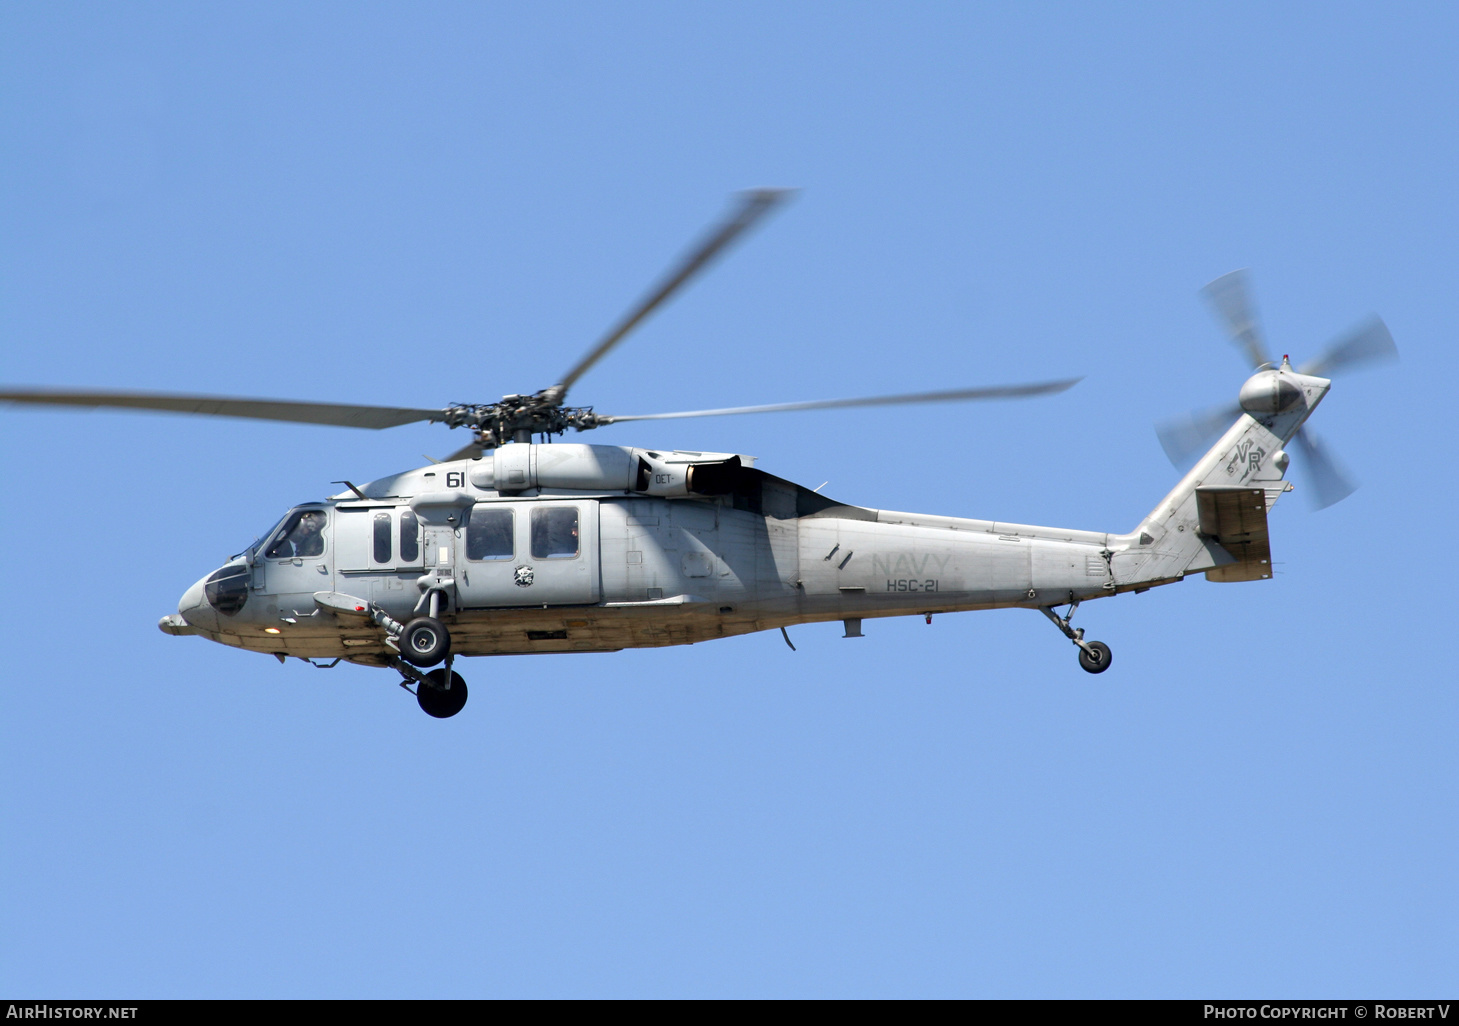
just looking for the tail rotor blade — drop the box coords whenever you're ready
[1201,269,1273,370]
[1155,401,1242,466]
[1292,426,1357,509]
[1298,316,1398,378]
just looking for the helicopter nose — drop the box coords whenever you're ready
[178,575,219,632]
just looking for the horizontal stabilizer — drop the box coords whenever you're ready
[1195,487,1272,582]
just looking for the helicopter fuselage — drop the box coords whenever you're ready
[165,442,1152,662]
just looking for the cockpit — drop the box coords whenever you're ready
[179,506,333,628]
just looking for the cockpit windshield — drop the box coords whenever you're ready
[245,513,290,555]
[232,512,293,561]
[264,508,328,559]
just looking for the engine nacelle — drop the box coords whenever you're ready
[466,444,751,495]
[468,444,630,492]
[629,449,753,497]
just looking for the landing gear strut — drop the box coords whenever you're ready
[1039,598,1113,675]
[368,600,468,717]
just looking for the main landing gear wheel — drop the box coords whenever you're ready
[400,616,450,667]
[1078,641,1113,674]
[417,669,468,718]
[1039,600,1114,676]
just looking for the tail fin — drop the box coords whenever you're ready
[1111,368,1331,588]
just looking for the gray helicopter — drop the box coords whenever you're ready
[1,192,1395,718]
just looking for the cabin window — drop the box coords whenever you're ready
[531,507,579,559]
[372,512,392,563]
[466,507,514,560]
[399,509,419,563]
[264,509,327,559]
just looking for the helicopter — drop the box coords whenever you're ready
[1,191,1396,718]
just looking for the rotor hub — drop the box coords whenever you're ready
[441,391,607,451]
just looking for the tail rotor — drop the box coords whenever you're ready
[1155,269,1396,509]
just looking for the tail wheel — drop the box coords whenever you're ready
[400,616,451,667]
[1078,641,1113,674]
[418,669,468,718]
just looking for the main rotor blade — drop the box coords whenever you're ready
[552,188,794,400]
[1292,427,1357,510]
[596,378,1082,424]
[0,388,444,430]
[1202,269,1272,370]
[1155,400,1242,466]
[1298,316,1398,379]
[440,440,485,462]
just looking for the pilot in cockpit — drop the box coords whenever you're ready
[265,509,326,558]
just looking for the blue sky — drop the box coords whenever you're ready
[2,2,1454,998]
